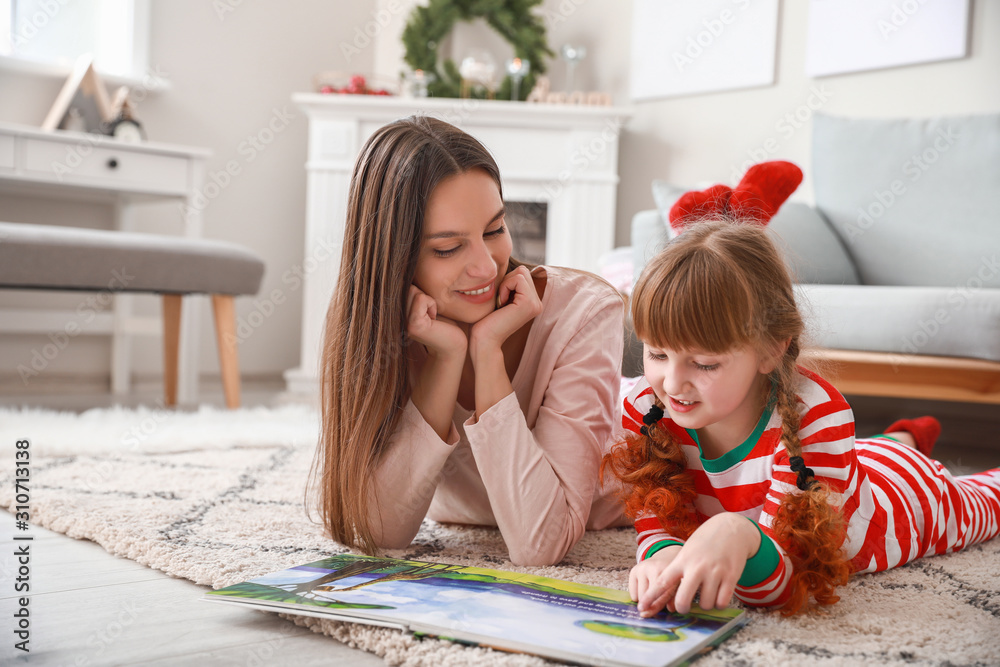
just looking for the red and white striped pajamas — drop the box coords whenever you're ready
[623,367,1000,609]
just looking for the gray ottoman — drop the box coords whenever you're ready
[0,222,265,407]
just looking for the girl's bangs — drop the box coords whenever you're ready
[632,251,754,353]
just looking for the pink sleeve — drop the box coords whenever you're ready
[463,295,624,565]
[368,400,460,549]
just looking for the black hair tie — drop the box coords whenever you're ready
[639,405,663,438]
[789,455,818,491]
[642,405,664,425]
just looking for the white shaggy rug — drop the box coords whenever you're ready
[1,405,998,667]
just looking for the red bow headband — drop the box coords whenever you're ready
[668,160,803,233]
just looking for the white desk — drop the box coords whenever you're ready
[0,121,209,403]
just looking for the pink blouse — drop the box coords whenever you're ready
[370,266,628,565]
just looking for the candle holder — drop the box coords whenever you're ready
[506,57,531,101]
[459,49,497,99]
[404,69,434,98]
[560,43,587,94]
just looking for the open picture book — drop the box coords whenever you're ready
[204,554,747,667]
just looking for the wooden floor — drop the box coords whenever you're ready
[0,517,386,666]
[0,380,995,665]
[0,381,384,666]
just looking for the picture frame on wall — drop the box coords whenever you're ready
[629,0,780,101]
[41,54,114,133]
[805,0,970,77]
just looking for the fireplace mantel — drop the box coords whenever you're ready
[285,93,632,395]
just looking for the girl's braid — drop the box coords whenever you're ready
[769,338,852,614]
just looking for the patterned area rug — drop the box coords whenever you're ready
[1,405,998,666]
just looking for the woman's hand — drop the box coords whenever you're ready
[633,513,761,616]
[469,266,542,358]
[406,285,467,359]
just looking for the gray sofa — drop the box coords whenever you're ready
[625,113,1000,403]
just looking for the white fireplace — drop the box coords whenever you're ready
[284,94,632,395]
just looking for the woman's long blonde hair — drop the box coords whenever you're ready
[311,116,510,554]
[602,220,852,615]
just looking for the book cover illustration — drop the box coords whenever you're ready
[206,554,746,667]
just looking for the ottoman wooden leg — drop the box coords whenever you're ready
[211,294,241,409]
[162,294,183,407]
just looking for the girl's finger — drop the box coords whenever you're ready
[715,575,738,610]
[628,569,638,601]
[641,570,679,612]
[634,573,649,604]
[698,576,720,612]
[672,573,701,615]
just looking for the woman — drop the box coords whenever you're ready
[313,116,626,565]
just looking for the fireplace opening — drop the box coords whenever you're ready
[505,201,547,266]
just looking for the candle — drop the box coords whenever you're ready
[408,69,431,98]
[506,58,531,101]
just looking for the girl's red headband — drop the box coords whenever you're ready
[668,160,803,234]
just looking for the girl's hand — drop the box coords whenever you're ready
[629,545,683,613]
[634,513,761,616]
[469,266,542,356]
[406,285,467,359]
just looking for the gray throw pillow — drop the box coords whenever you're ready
[769,203,861,285]
[651,179,686,239]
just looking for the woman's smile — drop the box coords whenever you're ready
[413,168,512,324]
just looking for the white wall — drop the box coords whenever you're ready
[0,0,380,391]
[2,0,998,393]
[546,0,1000,245]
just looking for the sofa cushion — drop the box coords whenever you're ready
[813,112,1000,288]
[0,222,265,295]
[651,179,687,238]
[769,203,861,285]
[630,209,667,285]
[796,284,1000,362]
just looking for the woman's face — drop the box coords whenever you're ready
[413,168,512,324]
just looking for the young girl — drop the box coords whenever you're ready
[603,161,1000,616]
[313,116,626,567]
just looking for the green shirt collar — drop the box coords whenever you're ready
[686,388,776,473]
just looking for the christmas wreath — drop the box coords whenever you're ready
[402,0,553,100]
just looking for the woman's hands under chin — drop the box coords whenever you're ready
[469,266,542,360]
[406,285,467,360]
